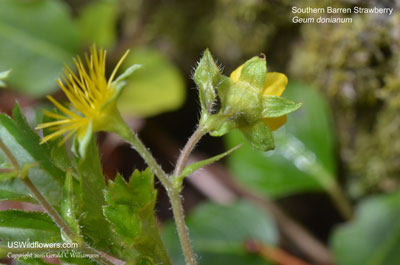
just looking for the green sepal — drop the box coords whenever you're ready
[61,168,81,238]
[0,69,11,87]
[241,120,274,151]
[237,56,266,92]
[222,82,263,124]
[104,169,172,264]
[109,64,142,102]
[174,144,241,190]
[261,95,303,118]
[208,118,237,137]
[72,121,93,159]
[201,113,238,137]
[194,49,222,112]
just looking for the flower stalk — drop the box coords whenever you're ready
[111,117,199,265]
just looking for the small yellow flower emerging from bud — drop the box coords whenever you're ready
[36,45,130,145]
[230,65,288,131]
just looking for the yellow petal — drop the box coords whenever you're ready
[229,64,244,83]
[263,72,288,96]
[263,115,287,131]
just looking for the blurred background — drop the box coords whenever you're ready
[0,0,399,264]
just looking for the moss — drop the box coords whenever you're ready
[290,4,400,196]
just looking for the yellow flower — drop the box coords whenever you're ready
[36,45,129,144]
[230,65,288,131]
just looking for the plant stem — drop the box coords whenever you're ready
[22,177,75,239]
[0,139,114,265]
[0,139,19,169]
[113,118,200,265]
[114,121,172,191]
[168,189,197,265]
[173,126,206,179]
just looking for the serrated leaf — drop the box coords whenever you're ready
[117,48,185,117]
[194,49,221,112]
[176,144,241,187]
[76,137,122,258]
[0,210,61,243]
[261,95,303,118]
[0,104,63,206]
[331,191,400,265]
[0,188,36,203]
[162,200,278,265]
[225,81,335,197]
[0,0,79,96]
[104,169,171,265]
[11,104,64,182]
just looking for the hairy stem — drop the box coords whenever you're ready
[114,121,172,191]
[169,189,197,265]
[113,118,198,265]
[0,139,114,265]
[173,126,206,179]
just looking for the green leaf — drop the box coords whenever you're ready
[176,144,241,187]
[225,81,336,198]
[194,49,222,112]
[11,104,64,184]
[0,210,61,242]
[0,188,36,203]
[76,137,122,258]
[0,105,64,206]
[0,0,79,96]
[117,48,186,117]
[241,121,274,151]
[261,95,303,118]
[104,169,172,265]
[162,200,278,265]
[78,0,118,48]
[331,191,400,265]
